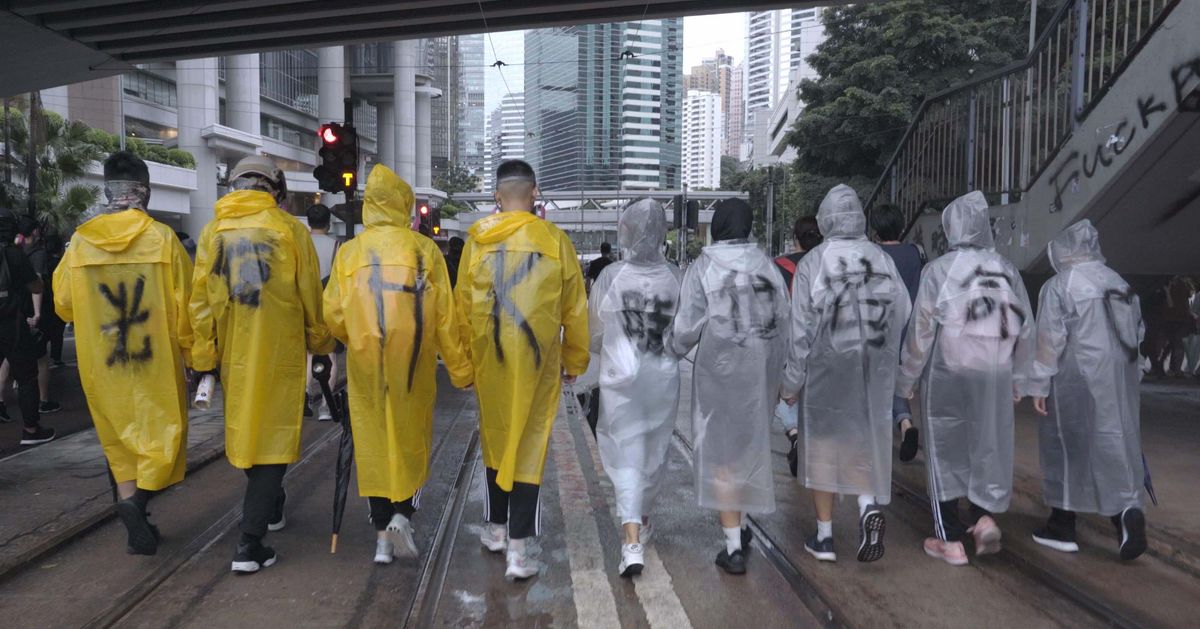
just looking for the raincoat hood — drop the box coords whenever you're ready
[1048,220,1105,272]
[362,164,415,228]
[816,184,866,239]
[215,189,278,219]
[710,198,753,241]
[468,209,540,245]
[619,198,667,263]
[942,191,994,249]
[703,241,766,275]
[75,208,153,253]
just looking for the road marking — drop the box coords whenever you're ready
[551,411,622,629]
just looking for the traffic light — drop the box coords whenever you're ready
[313,122,359,194]
[431,206,442,237]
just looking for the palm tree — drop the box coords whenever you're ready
[2,103,102,234]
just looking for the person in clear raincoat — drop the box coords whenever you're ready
[589,198,682,578]
[53,151,193,556]
[896,191,1034,566]
[781,185,911,564]
[322,165,474,565]
[672,198,790,576]
[1025,220,1148,561]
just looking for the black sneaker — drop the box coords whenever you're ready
[804,534,837,562]
[1115,508,1147,561]
[50,360,66,369]
[116,499,158,556]
[857,506,886,562]
[741,526,753,550]
[786,430,799,478]
[899,425,919,462]
[39,400,62,414]
[19,426,56,446]
[1032,525,1079,553]
[715,549,747,575]
[231,542,278,574]
[0,401,10,423]
[268,489,287,532]
[303,404,314,418]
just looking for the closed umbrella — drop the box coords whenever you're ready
[313,357,353,553]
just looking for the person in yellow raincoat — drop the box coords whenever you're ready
[323,165,473,565]
[456,159,588,580]
[53,152,193,556]
[189,155,334,574]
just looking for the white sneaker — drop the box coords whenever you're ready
[619,543,645,577]
[505,547,539,580]
[267,514,287,532]
[374,539,394,564]
[316,399,333,422]
[386,514,419,558]
[480,523,507,553]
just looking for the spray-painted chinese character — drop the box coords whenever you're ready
[489,246,543,366]
[99,277,152,367]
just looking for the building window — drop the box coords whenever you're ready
[260,50,319,115]
[261,115,316,150]
[122,71,177,108]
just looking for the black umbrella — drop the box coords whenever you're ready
[1143,453,1158,507]
[313,356,353,553]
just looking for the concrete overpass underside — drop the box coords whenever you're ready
[0,0,837,97]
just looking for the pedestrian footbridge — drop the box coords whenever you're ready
[869,0,1200,275]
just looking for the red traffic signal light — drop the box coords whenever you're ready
[419,205,429,216]
[314,122,359,194]
[320,125,339,144]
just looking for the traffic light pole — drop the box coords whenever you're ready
[343,97,356,240]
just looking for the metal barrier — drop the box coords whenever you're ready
[865,0,1179,232]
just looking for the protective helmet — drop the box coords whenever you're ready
[229,154,288,203]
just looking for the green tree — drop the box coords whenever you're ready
[2,107,102,234]
[719,155,742,190]
[434,162,481,217]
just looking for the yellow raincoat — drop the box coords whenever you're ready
[53,209,193,490]
[189,190,334,469]
[455,210,588,490]
[324,165,473,503]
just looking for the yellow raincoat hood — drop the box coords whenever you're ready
[323,164,472,503]
[53,212,194,490]
[215,189,277,219]
[469,210,541,245]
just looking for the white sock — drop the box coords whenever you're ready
[858,495,876,517]
[723,527,742,554]
[817,519,833,541]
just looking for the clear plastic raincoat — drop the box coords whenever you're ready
[324,166,473,503]
[896,191,1034,512]
[455,210,589,491]
[1027,220,1144,515]
[53,210,193,490]
[782,185,911,502]
[672,241,790,513]
[589,199,682,523]
[190,190,334,469]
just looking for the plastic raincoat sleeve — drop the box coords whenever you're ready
[170,237,195,366]
[1028,281,1070,398]
[323,250,348,343]
[454,237,476,364]
[51,258,75,323]
[559,234,590,376]
[781,262,816,396]
[1010,275,1037,396]
[188,223,219,372]
[670,262,707,357]
[588,265,615,354]
[294,224,335,355]
[896,267,941,398]
[431,249,473,388]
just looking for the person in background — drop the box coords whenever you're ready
[40,232,68,368]
[0,213,51,444]
[1025,220,1147,562]
[53,151,193,556]
[672,198,790,576]
[586,241,615,294]
[15,217,62,414]
[174,231,198,261]
[189,154,334,574]
[1183,287,1200,377]
[1151,275,1194,378]
[305,203,340,421]
[773,215,822,477]
[445,236,465,290]
[870,203,926,462]
[455,159,588,581]
[323,165,472,565]
[896,191,1034,567]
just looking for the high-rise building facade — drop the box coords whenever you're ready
[683,90,722,190]
[525,19,682,191]
[458,34,487,186]
[743,7,828,163]
[728,61,747,159]
[484,93,525,190]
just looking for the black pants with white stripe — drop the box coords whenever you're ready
[934,498,992,542]
[483,467,541,540]
[368,495,417,531]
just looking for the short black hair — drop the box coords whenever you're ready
[307,203,331,229]
[496,159,537,185]
[793,216,822,251]
[103,151,150,186]
[16,214,40,238]
[600,242,612,255]
[870,203,905,241]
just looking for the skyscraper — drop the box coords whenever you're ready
[525,19,682,191]
[484,93,525,190]
[423,35,486,186]
[458,34,486,186]
[683,90,722,189]
[728,61,747,159]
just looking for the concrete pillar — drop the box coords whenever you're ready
[318,47,346,122]
[394,40,417,185]
[377,100,396,172]
[225,53,261,136]
[177,58,220,237]
[415,89,432,188]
